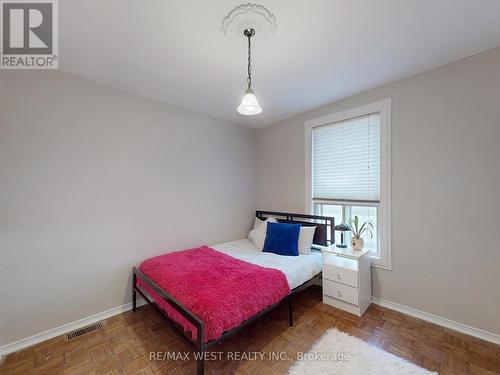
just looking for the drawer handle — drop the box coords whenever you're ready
[336,273,342,280]
[337,291,342,297]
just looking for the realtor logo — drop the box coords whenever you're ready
[1,0,58,69]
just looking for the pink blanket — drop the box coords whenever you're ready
[137,246,290,343]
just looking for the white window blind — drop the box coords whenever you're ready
[312,113,380,203]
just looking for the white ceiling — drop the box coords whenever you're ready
[60,0,500,128]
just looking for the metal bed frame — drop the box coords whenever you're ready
[132,211,334,375]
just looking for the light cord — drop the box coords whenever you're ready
[247,32,252,89]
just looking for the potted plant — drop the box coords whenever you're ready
[346,216,374,250]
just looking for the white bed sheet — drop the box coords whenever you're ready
[212,239,322,290]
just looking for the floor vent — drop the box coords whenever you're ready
[66,322,104,341]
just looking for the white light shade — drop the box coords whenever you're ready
[237,88,262,115]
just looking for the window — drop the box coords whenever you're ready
[305,100,391,269]
[314,203,378,252]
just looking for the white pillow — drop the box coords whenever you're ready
[248,226,267,251]
[252,216,277,230]
[249,216,277,250]
[298,226,316,255]
[252,217,265,230]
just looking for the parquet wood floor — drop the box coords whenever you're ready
[1,287,499,375]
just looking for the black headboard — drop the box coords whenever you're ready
[256,210,335,247]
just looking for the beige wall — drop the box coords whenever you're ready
[256,48,500,335]
[0,71,256,346]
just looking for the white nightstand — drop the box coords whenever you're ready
[322,246,372,316]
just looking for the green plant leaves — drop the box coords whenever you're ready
[345,215,373,239]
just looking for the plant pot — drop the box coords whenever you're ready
[351,237,364,250]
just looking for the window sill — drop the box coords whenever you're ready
[328,246,392,270]
[369,254,392,270]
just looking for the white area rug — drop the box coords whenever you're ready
[288,329,437,375]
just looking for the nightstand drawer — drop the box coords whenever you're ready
[323,260,358,288]
[323,279,359,306]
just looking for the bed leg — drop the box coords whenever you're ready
[132,273,137,312]
[196,322,205,375]
[196,352,205,375]
[288,296,293,327]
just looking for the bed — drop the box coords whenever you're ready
[213,238,322,290]
[132,211,334,375]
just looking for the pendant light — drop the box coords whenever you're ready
[237,28,262,115]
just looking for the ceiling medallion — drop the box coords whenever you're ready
[220,3,278,37]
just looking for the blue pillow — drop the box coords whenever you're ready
[263,222,300,256]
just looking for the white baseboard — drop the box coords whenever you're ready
[0,298,146,358]
[372,296,500,345]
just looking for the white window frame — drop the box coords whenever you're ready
[305,99,392,269]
